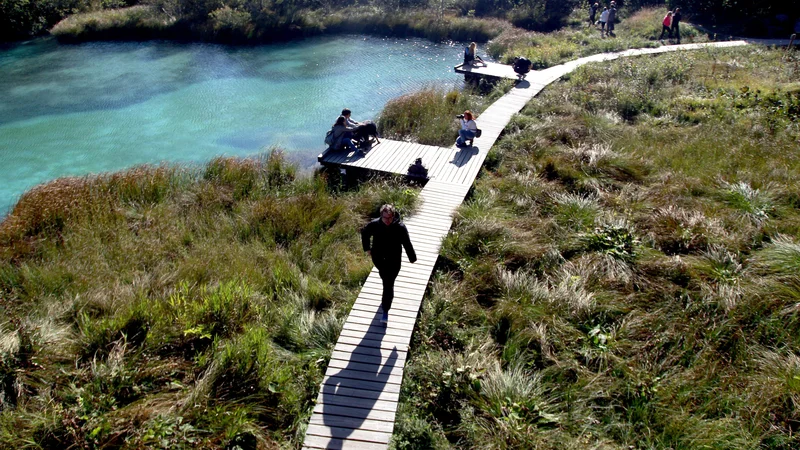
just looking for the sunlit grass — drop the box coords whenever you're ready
[395,44,800,449]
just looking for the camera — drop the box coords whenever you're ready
[456,114,465,119]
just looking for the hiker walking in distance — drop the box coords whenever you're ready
[589,2,599,27]
[361,204,416,324]
[659,10,673,41]
[671,7,682,44]
[607,1,617,36]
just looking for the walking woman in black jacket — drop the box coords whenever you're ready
[361,204,417,324]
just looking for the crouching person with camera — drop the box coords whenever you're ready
[455,110,478,147]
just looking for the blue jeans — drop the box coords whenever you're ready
[339,137,357,151]
[457,129,476,146]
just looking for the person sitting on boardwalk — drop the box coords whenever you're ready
[456,110,479,147]
[659,10,673,40]
[407,157,428,181]
[330,115,358,152]
[464,42,486,66]
[342,108,380,147]
[361,204,416,324]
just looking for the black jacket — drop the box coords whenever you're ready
[361,214,416,266]
[672,11,681,26]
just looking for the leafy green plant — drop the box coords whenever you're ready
[134,415,198,449]
[582,220,640,262]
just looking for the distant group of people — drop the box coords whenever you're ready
[659,7,682,43]
[589,2,683,43]
[589,1,617,37]
[326,108,380,153]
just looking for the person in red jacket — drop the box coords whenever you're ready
[361,204,417,324]
[659,10,673,41]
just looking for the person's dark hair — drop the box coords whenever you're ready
[335,115,346,126]
[380,204,396,217]
[341,108,352,117]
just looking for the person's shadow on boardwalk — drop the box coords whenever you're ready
[514,79,531,89]
[452,145,479,167]
[320,309,399,449]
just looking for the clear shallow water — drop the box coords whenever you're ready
[0,36,472,214]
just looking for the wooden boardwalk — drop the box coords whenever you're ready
[318,139,488,185]
[303,40,756,450]
[303,180,471,450]
[454,61,520,80]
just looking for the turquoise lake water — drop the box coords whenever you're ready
[0,36,474,214]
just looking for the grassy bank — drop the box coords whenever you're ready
[49,5,705,68]
[392,45,800,448]
[0,152,421,448]
[50,5,510,44]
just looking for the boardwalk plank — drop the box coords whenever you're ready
[355,293,423,308]
[351,299,421,314]
[321,375,402,394]
[305,425,391,444]
[338,325,411,341]
[312,404,397,423]
[389,143,424,174]
[351,303,420,319]
[310,416,395,433]
[344,315,416,333]
[374,141,412,173]
[316,384,400,403]
[303,435,388,450]
[333,344,407,361]
[347,311,417,326]
[324,367,404,385]
[327,358,405,378]
[335,334,408,351]
[330,348,406,365]
[341,322,414,340]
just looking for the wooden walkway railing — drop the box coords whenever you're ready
[303,40,754,450]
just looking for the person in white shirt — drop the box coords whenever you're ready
[599,7,609,36]
[456,110,478,147]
